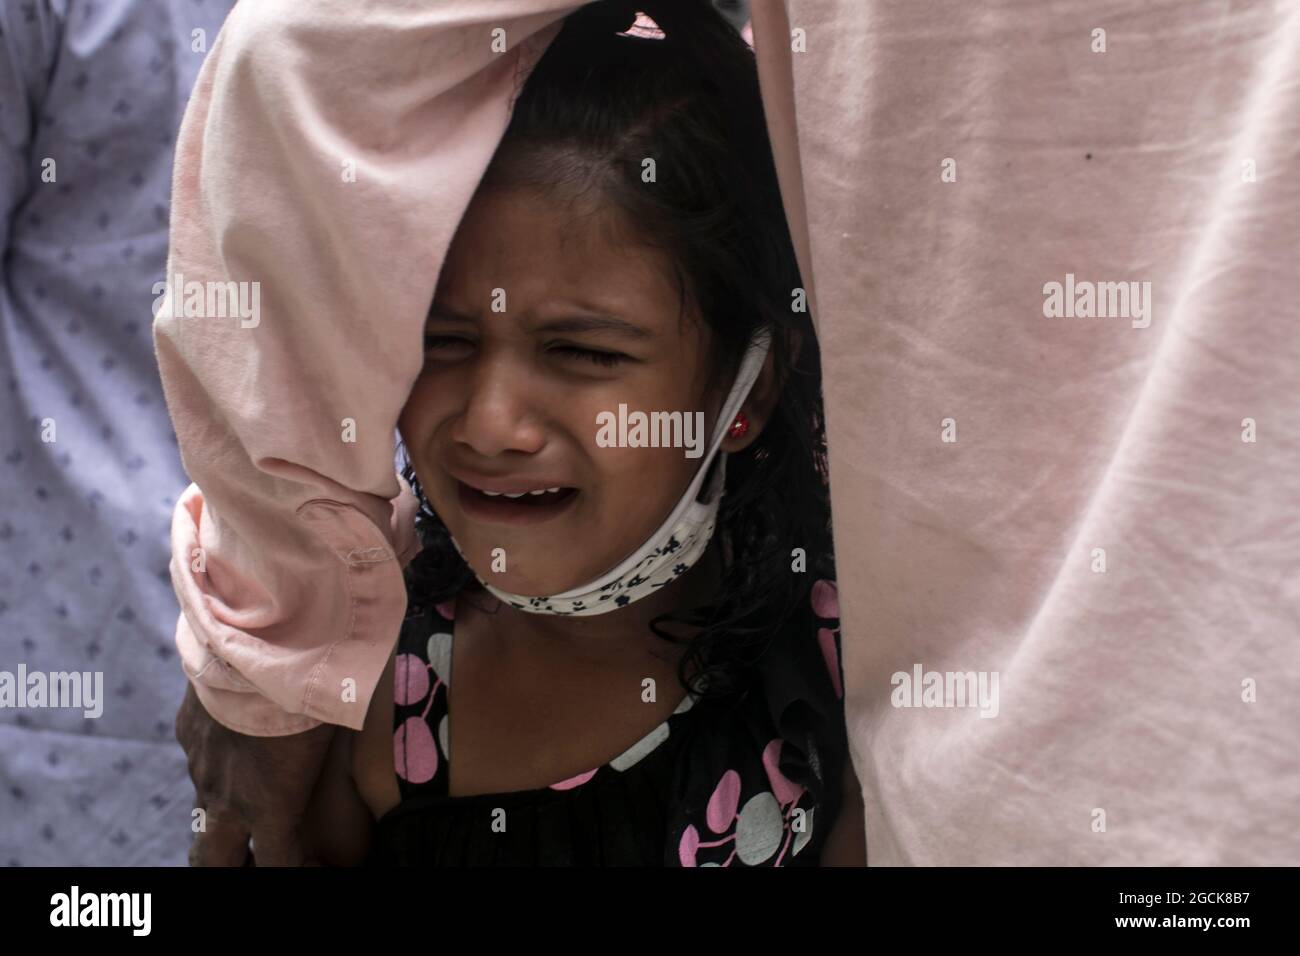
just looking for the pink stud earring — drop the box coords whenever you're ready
[727,411,750,440]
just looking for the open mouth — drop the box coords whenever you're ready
[474,485,571,503]
[454,481,579,525]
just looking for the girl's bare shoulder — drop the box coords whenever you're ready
[350,650,403,819]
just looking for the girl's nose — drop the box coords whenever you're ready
[450,361,546,458]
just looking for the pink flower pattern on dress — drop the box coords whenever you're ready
[812,578,843,699]
[393,653,444,785]
[676,578,842,866]
[677,738,810,867]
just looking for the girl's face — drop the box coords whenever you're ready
[400,185,760,597]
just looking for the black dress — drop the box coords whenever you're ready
[368,578,848,866]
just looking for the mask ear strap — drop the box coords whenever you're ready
[695,326,772,507]
[697,450,726,505]
[712,327,772,448]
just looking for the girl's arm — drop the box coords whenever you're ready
[301,727,375,866]
[820,758,868,866]
[302,649,403,865]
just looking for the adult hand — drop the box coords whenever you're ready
[175,683,337,866]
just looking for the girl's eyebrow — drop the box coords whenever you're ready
[533,315,655,340]
[425,305,475,324]
[426,306,654,340]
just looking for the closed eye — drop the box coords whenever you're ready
[549,345,626,368]
[423,335,627,368]
[422,334,473,356]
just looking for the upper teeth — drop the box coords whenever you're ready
[480,486,561,497]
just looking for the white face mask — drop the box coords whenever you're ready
[449,327,773,616]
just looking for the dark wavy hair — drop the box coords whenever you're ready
[399,0,834,703]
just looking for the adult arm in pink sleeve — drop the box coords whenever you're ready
[154,0,578,737]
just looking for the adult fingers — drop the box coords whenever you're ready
[188,813,252,867]
[248,825,307,867]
